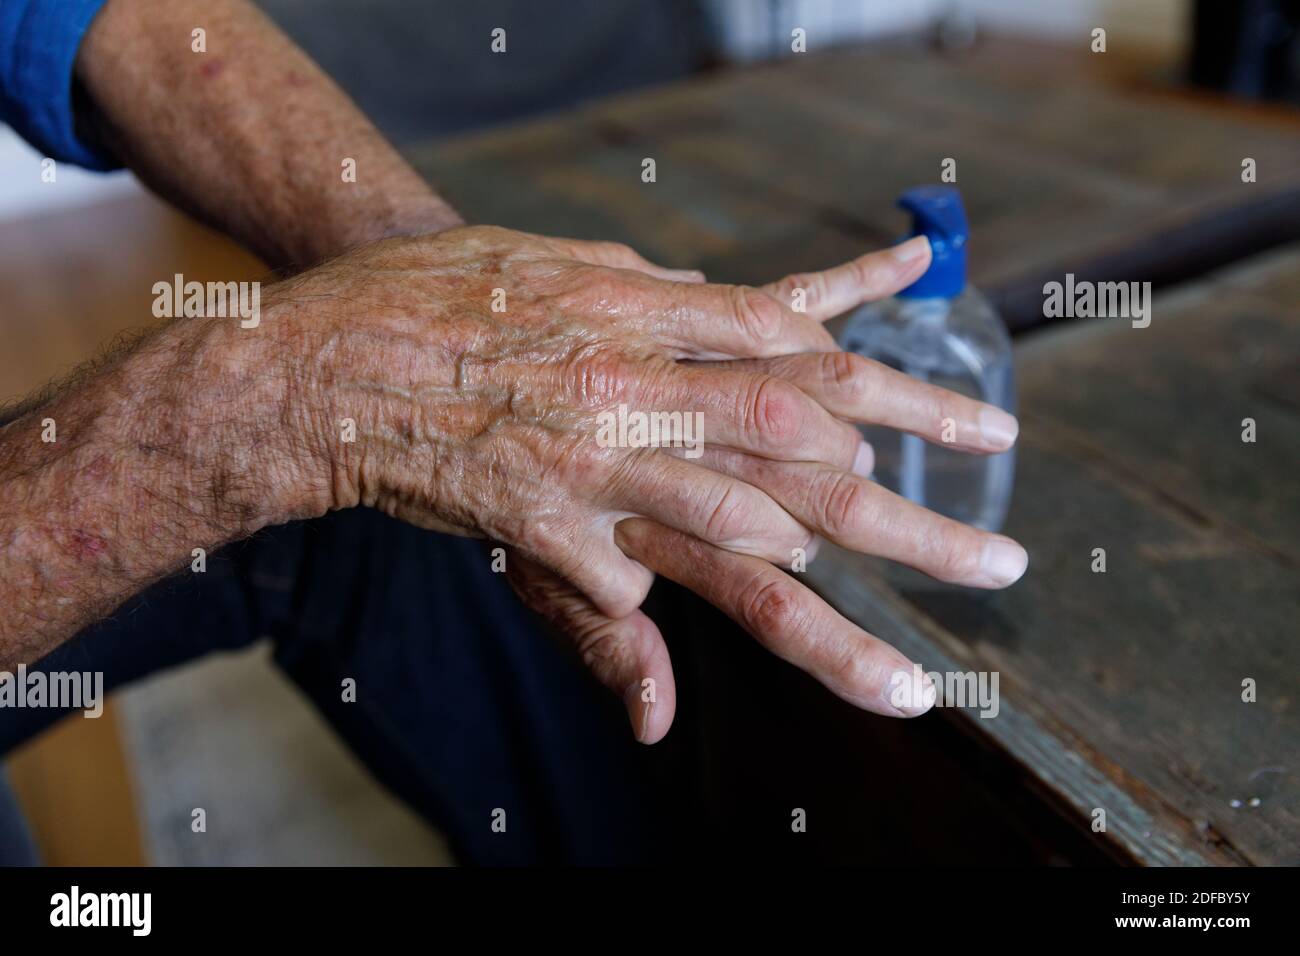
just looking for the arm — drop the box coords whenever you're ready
[0,225,1021,703]
[1,0,1026,731]
[74,0,460,269]
[0,311,318,668]
[0,0,448,667]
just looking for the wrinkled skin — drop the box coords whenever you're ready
[261,225,1028,740]
[0,0,1026,743]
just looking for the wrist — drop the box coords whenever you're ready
[298,193,464,268]
[253,254,465,525]
[251,281,360,520]
[129,311,334,533]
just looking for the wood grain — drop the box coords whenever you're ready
[404,37,1300,865]
[409,37,1300,329]
[807,248,1300,866]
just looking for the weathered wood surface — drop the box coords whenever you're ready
[404,39,1300,864]
[409,38,1300,330]
[812,246,1300,867]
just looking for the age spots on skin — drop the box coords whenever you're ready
[66,529,109,560]
[81,453,111,481]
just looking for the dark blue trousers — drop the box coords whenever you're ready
[0,509,667,864]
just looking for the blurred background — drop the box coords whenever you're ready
[2,0,1298,866]
[0,0,1207,222]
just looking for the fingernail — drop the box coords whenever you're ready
[852,441,875,477]
[979,406,1019,448]
[673,269,706,283]
[803,535,822,562]
[980,536,1028,586]
[623,681,651,743]
[887,666,937,717]
[891,235,930,265]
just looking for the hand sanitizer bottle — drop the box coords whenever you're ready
[839,187,1016,532]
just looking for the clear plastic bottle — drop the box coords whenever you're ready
[838,187,1016,532]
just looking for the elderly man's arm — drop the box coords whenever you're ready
[0,0,1027,732]
[0,309,315,669]
[74,0,461,269]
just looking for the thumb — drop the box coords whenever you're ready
[504,550,676,744]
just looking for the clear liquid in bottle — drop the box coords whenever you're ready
[840,288,1015,532]
[838,186,1016,532]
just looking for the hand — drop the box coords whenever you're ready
[507,519,941,745]
[269,225,928,616]
[502,242,1029,742]
[258,225,1025,741]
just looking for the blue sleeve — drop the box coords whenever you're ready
[0,0,117,171]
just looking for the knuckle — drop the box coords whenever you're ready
[576,268,625,302]
[784,271,825,306]
[936,393,969,441]
[574,619,647,685]
[703,483,750,543]
[747,376,802,447]
[560,345,634,407]
[602,241,637,261]
[600,568,651,619]
[916,381,955,435]
[732,286,784,344]
[742,576,806,637]
[545,264,621,308]
[576,624,628,678]
[849,253,890,291]
[818,471,866,538]
[829,644,879,697]
[819,351,870,401]
[457,223,503,246]
[930,524,983,581]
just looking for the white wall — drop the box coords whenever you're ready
[957,0,1188,53]
[0,125,139,222]
[708,0,936,60]
[706,0,1189,60]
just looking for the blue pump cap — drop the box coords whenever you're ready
[896,186,968,299]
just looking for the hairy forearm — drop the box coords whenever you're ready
[0,313,323,668]
[0,0,462,668]
[74,0,462,271]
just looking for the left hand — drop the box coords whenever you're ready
[506,242,1027,743]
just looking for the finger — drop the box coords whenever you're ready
[546,237,705,284]
[603,448,815,564]
[614,518,936,717]
[710,351,1020,453]
[506,551,675,743]
[645,282,839,359]
[639,363,871,471]
[762,236,932,321]
[529,520,656,619]
[679,447,1029,589]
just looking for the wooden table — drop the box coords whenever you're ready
[410,37,1300,332]
[408,38,1300,865]
[814,248,1300,866]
